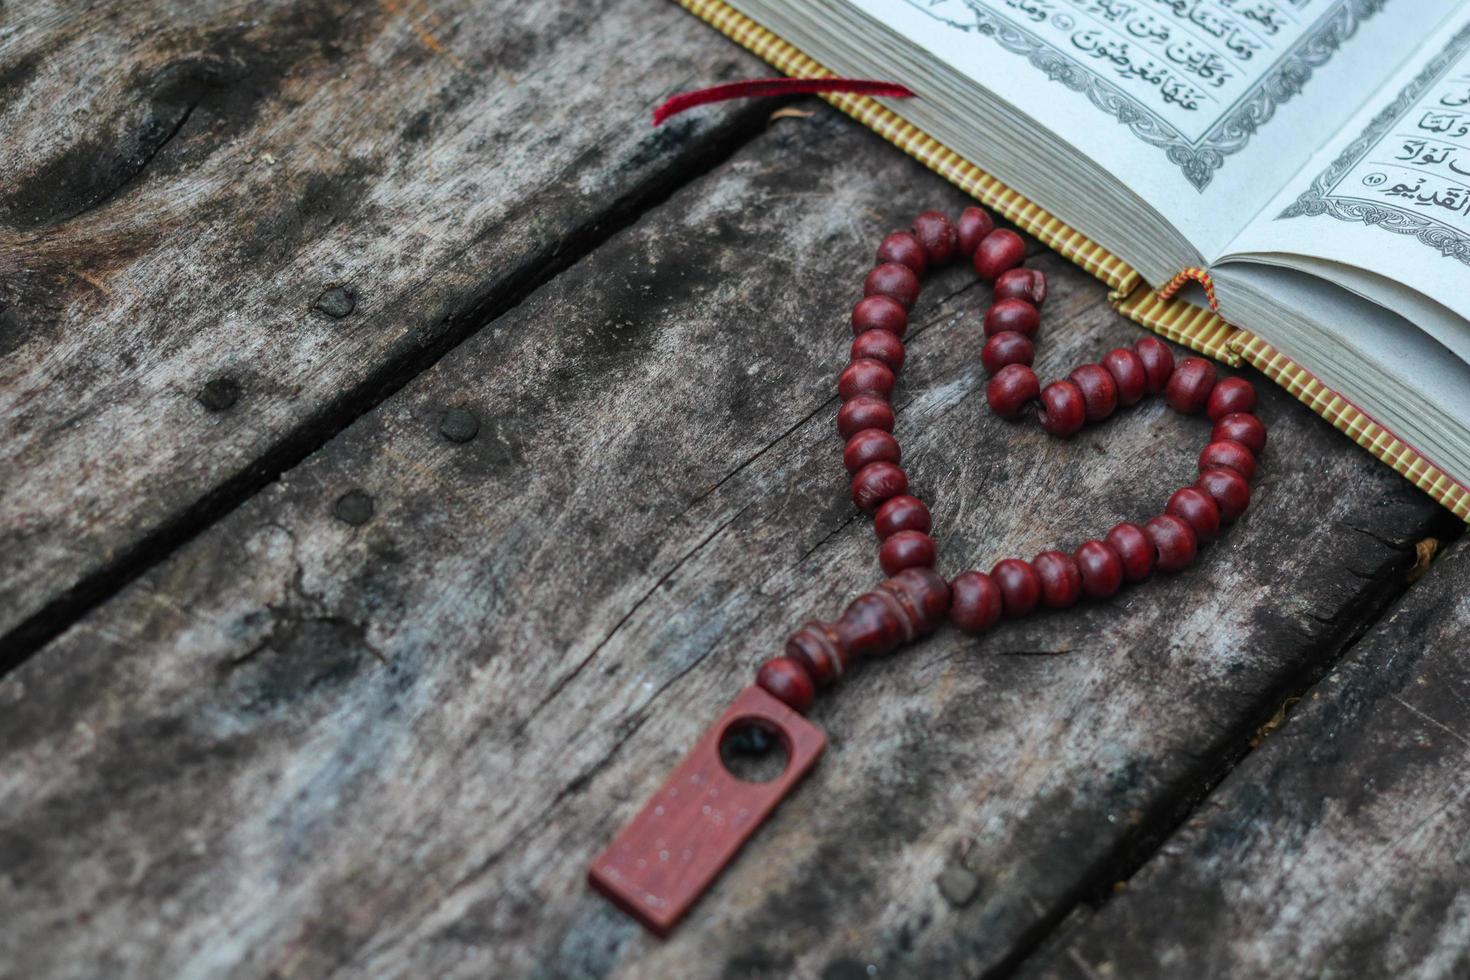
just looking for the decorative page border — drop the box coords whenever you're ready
[902,0,1387,191]
[1278,20,1470,265]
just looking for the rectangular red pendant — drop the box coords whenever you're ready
[588,684,826,936]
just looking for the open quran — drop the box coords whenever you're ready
[687,0,1470,516]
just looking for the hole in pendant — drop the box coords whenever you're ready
[718,718,790,784]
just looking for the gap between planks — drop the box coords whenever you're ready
[0,107,777,681]
[986,516,1465,980]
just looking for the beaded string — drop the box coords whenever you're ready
[753,208,1267,712]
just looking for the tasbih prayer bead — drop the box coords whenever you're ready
[755,206,1268,712]
[783,568,952,689]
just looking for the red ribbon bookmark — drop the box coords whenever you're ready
[653,77,916,126]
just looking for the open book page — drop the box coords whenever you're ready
[833,0,1457,272]
[1224,11,1470,329]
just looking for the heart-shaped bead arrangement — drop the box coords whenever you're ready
[756,207,1267,712]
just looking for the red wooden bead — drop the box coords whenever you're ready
[1166,487,1221,543]
[1069,364,1118,422]
[981,331,1035,375]
[851,330,905,373]
[881,567,952,638]
[837,396,895,438]
[1144,514,1198,572]
[1213,412,1267,455]
[851,461,908,513]
[1196,467,1251,523]
[912,210,959,265]
[838,358,896,400]
[843,429,901,475]
[785,622,845,686]
[879,530,937,576]
[1101,347,1147,406]
[987,364,1040,418]
[874,494,931,540]
[1199,439,1256,479]
[1038,379,1086,436]
[984,298,1040,338]
[851,295,908,338]
[831,568,951,659]
[876,231,928,277]
[864,262,921,311]
[1206,377,1256,421]
[949,570,1003,633]
[991,558,1041,617]
[1165,356,1218,414]
[973,229,1026,282]
[1134,336,1175,393]
[1105,521,1156,582]
[1074,539,1123,598]
[756,656,814,713]
[957,207,995,257]
[993,268,1047,306]
[1033,550,1083,609]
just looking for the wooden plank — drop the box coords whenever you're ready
[0,109,1446,979]
[1016,537,1470,980]
[0,0,770,646]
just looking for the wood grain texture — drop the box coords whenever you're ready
[1017,538,1470,980]
[0,0,769,642]
[0,110,1444,979]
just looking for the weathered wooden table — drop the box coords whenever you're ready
[3,3,1467,978]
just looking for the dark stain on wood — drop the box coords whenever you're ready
[1,6,369,229]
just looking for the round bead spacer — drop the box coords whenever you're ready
[843,429,901,475]
[912,211,960,265]
[987,364,1040,418]
[1196,467,1251,523]
[1166,487,1221,543]
[851,295,908,337]
[1199,439,1256,480]
[864,262,921,310]
[1074,539,1124,598]
[756,656,815,713]
[1038,379,1087,436]
[1033,550,1083,609]
[949,570,1004,633]
[1145,514,1198,572]
[876,231,928,276]
[879,530,937,575]
[957,207,995,257]
[1101,347,1147,406]
[837,396,895,439]
[1105,521,1157,582]
[974,229,1026,282]
[838,358,896,401]
[1206,376,1256,421]
[1165,357,1218,414]
[981,331,1035,375]
[1069,364,1118,422]
[993,268,1047,306]
[851,462,908,513]
[984,298,1041,338]
[1213,412,1267,455]
[874,494,931,540]
[991,558,1041,617]
[851,329,906,373]
[1134,337,1175,393]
